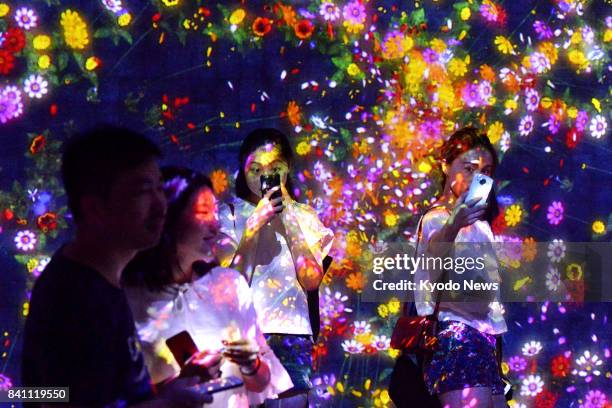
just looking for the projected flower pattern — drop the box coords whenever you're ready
[0,1,610,407]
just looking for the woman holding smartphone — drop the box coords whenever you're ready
[123,167,292,408]
[219,128,334,407]
[414,127,508,408]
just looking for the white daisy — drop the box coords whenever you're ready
[14,230,37,251]
[524,88,540,112]
[371,335,390,351]
[101,0,123,14]
[520,375,544,397]
[530,52,551,73]
[574,350,602,377]
[500,131,511,152]
[547,239,566,263]
[319,2,341,22]
[545,265,561,291]
[519,115,534,136]
[522,340,543,357]
[589,115,607,139]
[353,320,371,335]
[341,339,364,354]
[15,7,38,30]
[24,75,49,99]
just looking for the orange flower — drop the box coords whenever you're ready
[522,237,537,262]
[346,272,366,292]
[37,212,58,232]
[479,64,496,82]
[286,100,301,126]
[278,3,297,27]
[252,17,272,37]
[294,19,314,40]
[209,169,228,195]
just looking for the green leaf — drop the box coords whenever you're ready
[409,9,426,26]
[119,30,133,45]
[57,52,69,72]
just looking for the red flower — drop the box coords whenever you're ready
[37,212,58,233]
[294,19,314,40]
[565,127,581,149]
[0,50,16,75]
[534,390,558,408]
[551,354,571,377]
[252,17,272,37]
[491,208,507,235]
[29,135,46,155]
[2,27,26,53]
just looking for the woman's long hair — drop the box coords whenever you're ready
[122,166,214,291]
[235,128,297,202]
[438,126,500,224]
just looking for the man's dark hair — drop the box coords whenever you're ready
[61,124,161,223]
[235,128,296,201]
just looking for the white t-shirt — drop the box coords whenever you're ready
[414,207,507,335]
[219,197,334,336]
[125,267,293,408]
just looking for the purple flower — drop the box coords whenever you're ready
[533,20,553,39]
[462,83,483,108]
[0,91,18,124]
[342,1,366,25]
[422,48,439,64]
[508,355,528,372]
[524,88,540,112]
[575,111,589,132]
[519,115,535,136]
[546,114,561,134]
[0,374,13,391]
[582,389,607,408]
[547,201,564,225]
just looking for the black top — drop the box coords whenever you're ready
[22,249,153,407]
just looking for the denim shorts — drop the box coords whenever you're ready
[264,334,313,392]
[424,321,505,395]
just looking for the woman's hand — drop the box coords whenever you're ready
[446,193,487,233]
[221,339,259,370]
[244,186,283,239]
[180,351,223,382]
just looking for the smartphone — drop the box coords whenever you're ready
[465,173,493,206]
[260,174,282,210]
[196,376,244,395]
[166,330,199,368]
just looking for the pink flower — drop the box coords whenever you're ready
[575,111,589,132]
[508,355,527,372]
[462,83,483,107]
[545,114,560,134]
[581,390,607,408]
[342,1,366,26]
[547,201,564,225]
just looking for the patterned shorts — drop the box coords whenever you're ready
[424,321,505,396]
[264,334,313,392]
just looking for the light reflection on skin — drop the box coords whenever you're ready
[443,147,494,206]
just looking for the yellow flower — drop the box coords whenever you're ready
[161,0,179,6]
[568,49,587,67]
[229,8,246,25]
[487,121,504,144]
[592,220,606,235]
[505,204,523,227]
[570,31,582,45]
[210,169,228,195]
[347,63,361,77]
[377,304,389,318]
[38,55,51,69]
[296,141,311,156]
[27,259,38,273]
[494,35,514,55]
[60,9,90,50]
[117,12,132,27]
[355,332,374,346]
[418,160,432,174]
[387,298,401,314]
[504,98,518,112]
[448,58,467,77]
[437,83,456,109]
[604,29,612,43]
[343,20,364,34]
[0,3,9,17]
[23,301,29,317]
[85,56,100,71]
[460,7,471,21]
[33,35,52,50]
[567,107,578,119]
[538,42,558,65]
[430,38,446,53]
[383,210,398,227]
[405,54,427,85]
[387,348,400,359]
